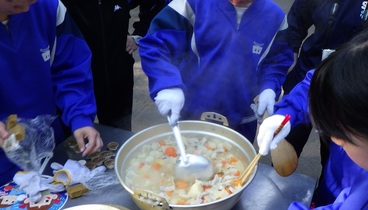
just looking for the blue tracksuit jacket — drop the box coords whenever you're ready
[284,0,368,89]
[0,0,96,186]
[139,0,293,139]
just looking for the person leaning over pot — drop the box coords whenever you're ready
[139,0,293,142]
[256,27,368,209]
[0,0,103,187]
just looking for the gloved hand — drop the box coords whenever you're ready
[250,89,276,123]
[51,159,106,186]
[154,88,184,124]
[13,171,65,203]
[257,114,291,155]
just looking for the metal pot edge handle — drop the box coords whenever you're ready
[132,189,171,210]
[200,112,229,126]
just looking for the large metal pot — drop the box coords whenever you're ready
[115,120,257,210]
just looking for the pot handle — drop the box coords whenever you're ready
[200,112,229,127]
[132,189,171,210]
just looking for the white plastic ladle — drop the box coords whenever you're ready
[167,116,213,182]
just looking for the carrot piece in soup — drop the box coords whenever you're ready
[205,144,215,151]
[229,157,238,164]
[233,170,240,176]
[152,162,162,170]
[159,140,166,146]
[233,179,242,186]
[175,180,189,189]
[203,185,211,191]
[177,200,186,205]
[166,191,173,197]
[165,146,177,157]
[221,160,227,166]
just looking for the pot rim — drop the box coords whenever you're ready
[114,120,258,208]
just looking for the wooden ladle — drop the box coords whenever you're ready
[239,115,292,185]
[271,139,298,177]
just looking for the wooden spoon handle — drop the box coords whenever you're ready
[240,153,261,185]
[274,115,291,136]
[270,114,298,177]
[239,115,291,185]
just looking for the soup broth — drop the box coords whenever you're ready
[124,134,249,205]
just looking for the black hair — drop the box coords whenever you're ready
[309,27,368,144]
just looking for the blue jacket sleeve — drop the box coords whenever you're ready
[139,5,192,99]
[258,16,294,97]
[286,0,315,52]
[288,201,344,210]
[275,70,314,127]
[289,170,368,209]
[51,2,96,131]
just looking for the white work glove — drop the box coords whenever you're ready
[13,171,65,203]
[154,88,184,124]
[257,114,291,155]
[51,159,106,187]
[250,89,276,123]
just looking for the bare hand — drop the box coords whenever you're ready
[73,126,103,157]
[0,122,9,147]
[126,35,138,54]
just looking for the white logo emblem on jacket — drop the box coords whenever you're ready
[252,41,264,54]
[114,5,122,12]
[40,46,50,62]
[360,1,368,20]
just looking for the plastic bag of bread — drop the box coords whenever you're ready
[2,114,56,173]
